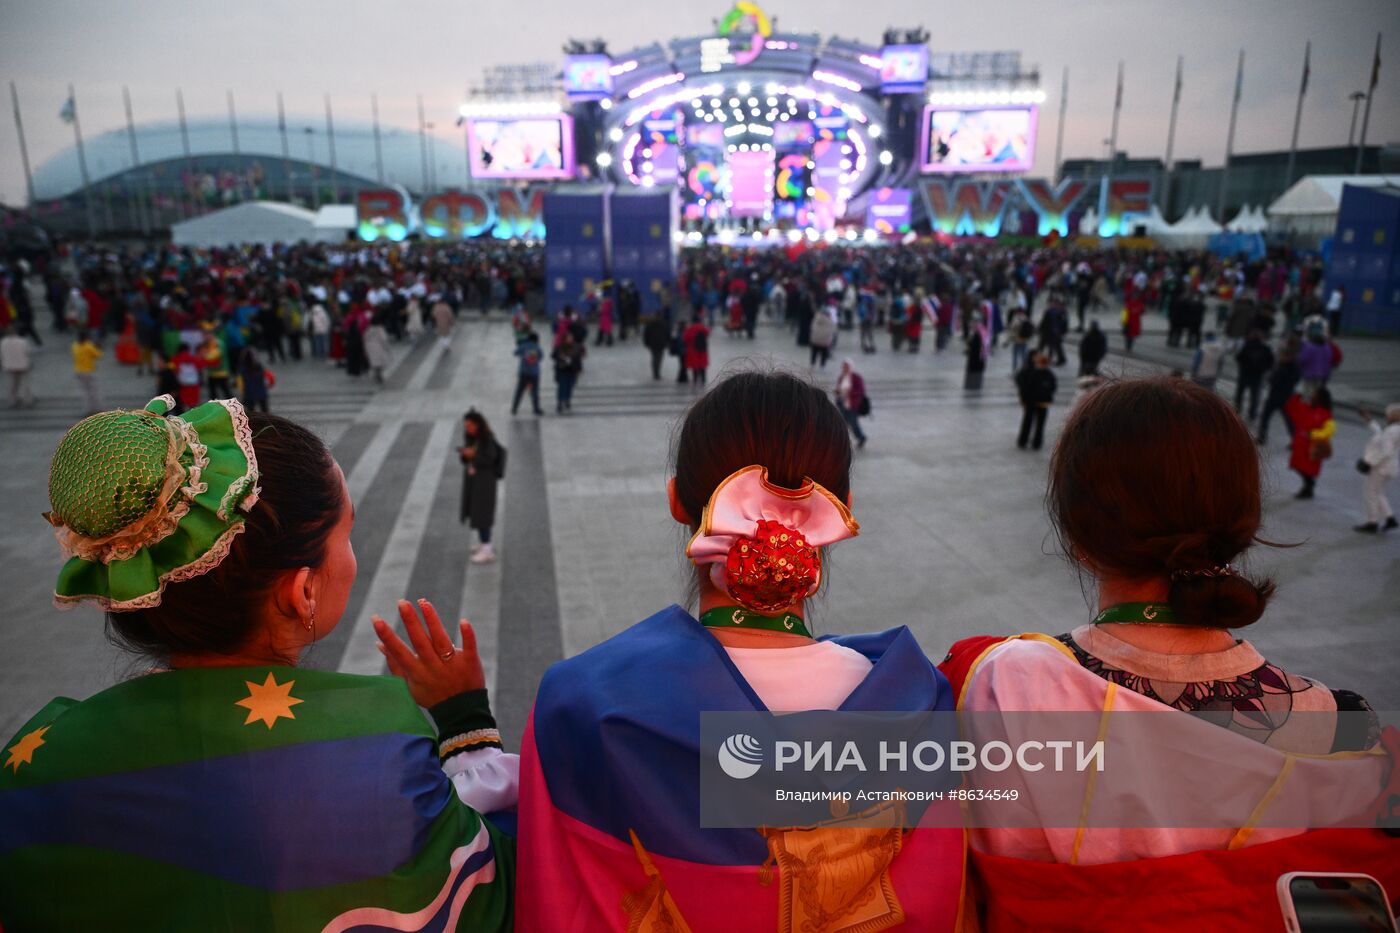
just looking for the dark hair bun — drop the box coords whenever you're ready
[1168,573,1275,629]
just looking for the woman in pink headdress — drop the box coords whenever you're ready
[515,371,967,932]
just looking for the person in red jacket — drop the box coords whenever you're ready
[1285,386,1335,499]
[682,314,710,387]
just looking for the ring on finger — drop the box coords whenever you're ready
[438,649,455,662]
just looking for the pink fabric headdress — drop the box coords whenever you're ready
[685,465,859,613]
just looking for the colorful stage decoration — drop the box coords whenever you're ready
[356,188,546,241]
[917,177,1155,239]
[865,187,913,236]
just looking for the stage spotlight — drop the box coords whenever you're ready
[710,98,722,107]
[737,81,751,94]
[692,98,702,108]
[766,97,777,106]
[595,152,613,168]
[868,124,882,138]
[878,150,893,165]
[599,98,612,110]
[609,127,624,142]
[807,109,816,118]
[729,97,740,107]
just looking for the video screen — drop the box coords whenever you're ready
[773,120,813,147]
[920,105,1037,173]
[774,152,809,203]
[686,123,725,147]
[865,187,912,234]
[880,44,929,93]
[728,149,772,218]
[563,55,613,101]
[467,116,575,179]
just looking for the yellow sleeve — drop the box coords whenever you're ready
[1309,419,1336,442]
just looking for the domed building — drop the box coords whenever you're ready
[29,116,472,237]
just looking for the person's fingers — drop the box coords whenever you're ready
[397,599,435,660]
[458,619,478,660]
[374,616,422,676]
[377,643,406,679]
[419,598,456,658]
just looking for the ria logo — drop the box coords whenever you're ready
[717,733,763,779]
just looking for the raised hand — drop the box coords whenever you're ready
[373,598,486,709]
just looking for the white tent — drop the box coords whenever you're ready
[1266,174,1400,242]
[313,205,357,242]
[1227,204,1268,234]
[1155,206,1223,248]
[171,201,319,248]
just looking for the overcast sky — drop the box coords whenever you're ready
[0,0,1395,204]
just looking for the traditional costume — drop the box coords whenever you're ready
[518,466,967,932]
[1,396,515,932]
[941,601,1400,933]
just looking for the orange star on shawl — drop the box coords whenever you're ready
[235,672,304,729]
[5,725,51,773]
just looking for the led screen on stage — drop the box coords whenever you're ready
[919,105,1037,174]
[728,149,772,218]
[865,187,912,234]
[773,120,814,146]
[686,124,725,147]
[563,55,613,101]
[880,44,929,93]
[467,116,575,180]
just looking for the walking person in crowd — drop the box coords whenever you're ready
[307,300,331,360]
[809,299,838,367]
[642,312,670,380]
[1,397,516,930]
[1015,352,1058,451]
[683,313,710,387]
[1,325,35,408]
[459,409,503,564]
[1354,404,1400,533]
[433,291,455,353]
[1285,386,1335,499]
[964,311,988,390]
[1190,332,1225,390]
[1232,329,1274,420]
[516,371,965,930]
[1121,289,1144,353]
[1006,307,1033,373]
[171,341,205,412]
[1037,298,1068,366]
[71,329,102,414]
[364,311,391,385]
[239,347,271,413]
[201,330,231,400]
[1296,323,1338,394]
[1077,320,1107,377]
[835,357,868,449]
[942,377,1392,930]
[1256,346,1300,445]
[511,329,545,416]
[551,329,583,414]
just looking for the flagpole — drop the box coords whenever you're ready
[417,93,430,195]
[277,91,293,202]
[1354,32,1381,174]
[1285,42,1310,188]
[9,82,35,208]
[1108,60,1120,187]
[69,84,97,237]
[1052,66,1068,183]
[1217,50,1244,221]
[227,90,240,155]
[176,88,195,219]
[1161,55,1182,213]
[371,93,385,184]
[122,86,149,234]
[324,93,339,203]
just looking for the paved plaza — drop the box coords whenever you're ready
[2,309,1398,746]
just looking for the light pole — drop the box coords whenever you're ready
[304,128,319,208]
[1347,91,1366,146]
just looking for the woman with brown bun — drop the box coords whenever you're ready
[941,378,1398,932]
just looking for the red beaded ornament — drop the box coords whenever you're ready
[723,519,821,613]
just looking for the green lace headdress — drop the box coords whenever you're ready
[46,395,261,611]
